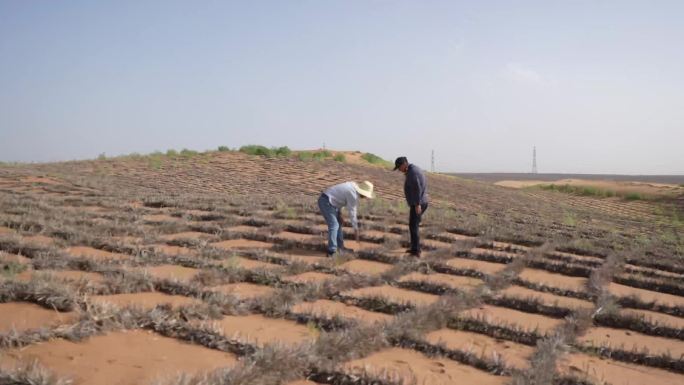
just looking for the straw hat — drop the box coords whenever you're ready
[354,181,375,199]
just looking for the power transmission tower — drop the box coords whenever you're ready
[431,150,435,172]
[532,146,538,174]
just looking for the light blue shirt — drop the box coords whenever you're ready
[324,182,359,229]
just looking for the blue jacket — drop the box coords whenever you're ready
[404,164,428,206]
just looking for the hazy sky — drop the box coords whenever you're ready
[1,1,683,174]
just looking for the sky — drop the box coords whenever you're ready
[1,1,683,174]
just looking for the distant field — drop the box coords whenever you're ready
[450,173,684,185]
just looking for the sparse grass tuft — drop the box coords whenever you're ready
[485,257,526,291]
[593,291,621,318]
[1,260,27,278]
[313,323,389,367]
[560,309,594,340]
[562,211,576,227]
[586,252,623,300]
[217,146,231,152]
[273,201,297,219]
[0,360,72,385]
[511,332,568,385]
[0,275,77,311]
[386,294,473,343]
[538,184,615,198]
[333,153,346,162]
[100,270,156,295]
[537,183,652,201]
[253,287,301,317]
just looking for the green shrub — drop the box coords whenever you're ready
[311,150,332,161]
[361,152,392,167]
[273,146,292,157]
[239,145,272,156]
[274,202,297,219]
[180,148,199,157]
[539,183,649,201]
[97,153,107,160]
[166,149,178,157]
[577,186,613,197]
[563,212,576,227]
[218,146,231,152]
[577,186,596,196]
[296,150,332,161]
[333,154,346,162]
[624,192,643,201]
[239,145,291,157]
[148,157,163,169]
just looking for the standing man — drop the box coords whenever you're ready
[318,181,375,257]
[394,156,428,257]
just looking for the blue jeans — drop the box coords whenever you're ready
[318,193,344,254]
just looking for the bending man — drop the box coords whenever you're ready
[318,181,375,257]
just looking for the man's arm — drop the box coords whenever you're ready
[406,170,421,206]
[415,171,425,214]
[348,195,360,245]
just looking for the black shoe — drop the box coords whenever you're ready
[408,250,422,258]
[339,247,355,253]
[326,251,336,257]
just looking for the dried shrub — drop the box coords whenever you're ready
[0,360,73,385]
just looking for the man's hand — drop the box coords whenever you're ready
[415,204,422,215]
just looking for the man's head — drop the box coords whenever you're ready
[354,181,375,199]
[393,156,409,173]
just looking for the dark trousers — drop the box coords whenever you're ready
[409,202,429,252]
